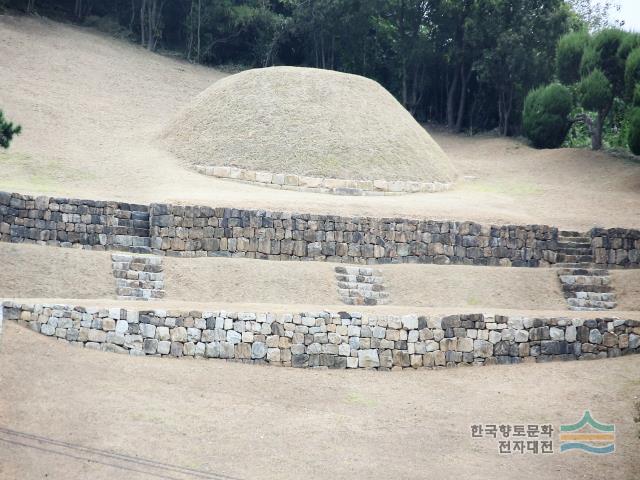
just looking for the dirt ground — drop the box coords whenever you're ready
[0,243,114,298]
[1,15,639,231]
[0,322,638,480]
[4,243,640,311]
[611,270,640,311]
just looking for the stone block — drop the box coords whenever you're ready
[358,349,380,368]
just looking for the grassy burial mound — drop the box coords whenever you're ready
[162,66,456,183]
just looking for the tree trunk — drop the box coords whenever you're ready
[446,68,460,130]
[498,87,514,136]
[591,110,605,150]
[455,64,472,133]
[130,0,136,32]
[196,0,201,62]
[401,57,408,108]
[140,0,146,47]
[147,0,155,50]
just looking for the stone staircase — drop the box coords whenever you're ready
[111,254,165,300]
[335,266,389,305]
[554,231,616,311]
[111,204,152,254]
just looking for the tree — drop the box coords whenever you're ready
[578,68,612,150]
[628,107,640,155]
[475,0,570,136]
[624,48,640,101]
[566,0,622,31]
[0,110,21,149]
[556,31,588,85]
[523,83,573,148]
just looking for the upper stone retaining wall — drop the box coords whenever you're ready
[149,203,557,266]
[194,165,452,196]
[591,228,640,268]
[4,302,639,369]
[1,190,638,267]
[0,191,150,252]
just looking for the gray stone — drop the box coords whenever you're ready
[157,340,171,355]
[358,349,379,368]
[589,329,603,344]
[143,338,158,354]
[251,342,267,359]
[550,327,564,341]
[474,339,493,358]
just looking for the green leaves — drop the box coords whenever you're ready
[523,83,573,148]
[579,68,613,113]
[624,48,640,102]
[627,107,640,155]
[0,110,21,150]
[556,31,589,84]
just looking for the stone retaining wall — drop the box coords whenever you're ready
[591,228,640,268]
[2,191,639,268]
[194,165,451,196]
[4,302,639,369]
[149,204,557,266]
[0,191,150,252]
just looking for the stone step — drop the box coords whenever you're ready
[336,281,385,291]
[568,306,613,311]
[558,231,588,238]
[555,247,592,255]
[562,284,613,294]
[555,268,609,276]
[567,298,616,309]
[340,296,388,306]
[559,275,611,286]
[335,274,384,284]
[335,266,379,276]
[556,253,594,263]
[111,253,165,301]
[556,241,592,249]
[554,262,598,269]
[127,246,152,254]
[338,288,389,299]
[571,291,616,302]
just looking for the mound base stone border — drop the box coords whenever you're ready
[194,165,453,196]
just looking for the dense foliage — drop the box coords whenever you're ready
[522,84,572,148]
[0,110,21,149]
[5,0,636,152]
[524,25,640,154]
[3,0,579,137]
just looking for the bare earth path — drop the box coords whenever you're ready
[0,322,639,480]
[1,15,639,230]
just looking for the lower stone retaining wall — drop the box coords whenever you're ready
[194,165,452,196]
[4,302,639,369]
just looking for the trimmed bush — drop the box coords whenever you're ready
[592,28,627,91]
[625,48,640,101]
[556,31,588,85]
[579,69,612,113]
[523,84,573,149]
[628,107,640,155]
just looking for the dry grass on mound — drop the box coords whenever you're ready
[161,66,457,182]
